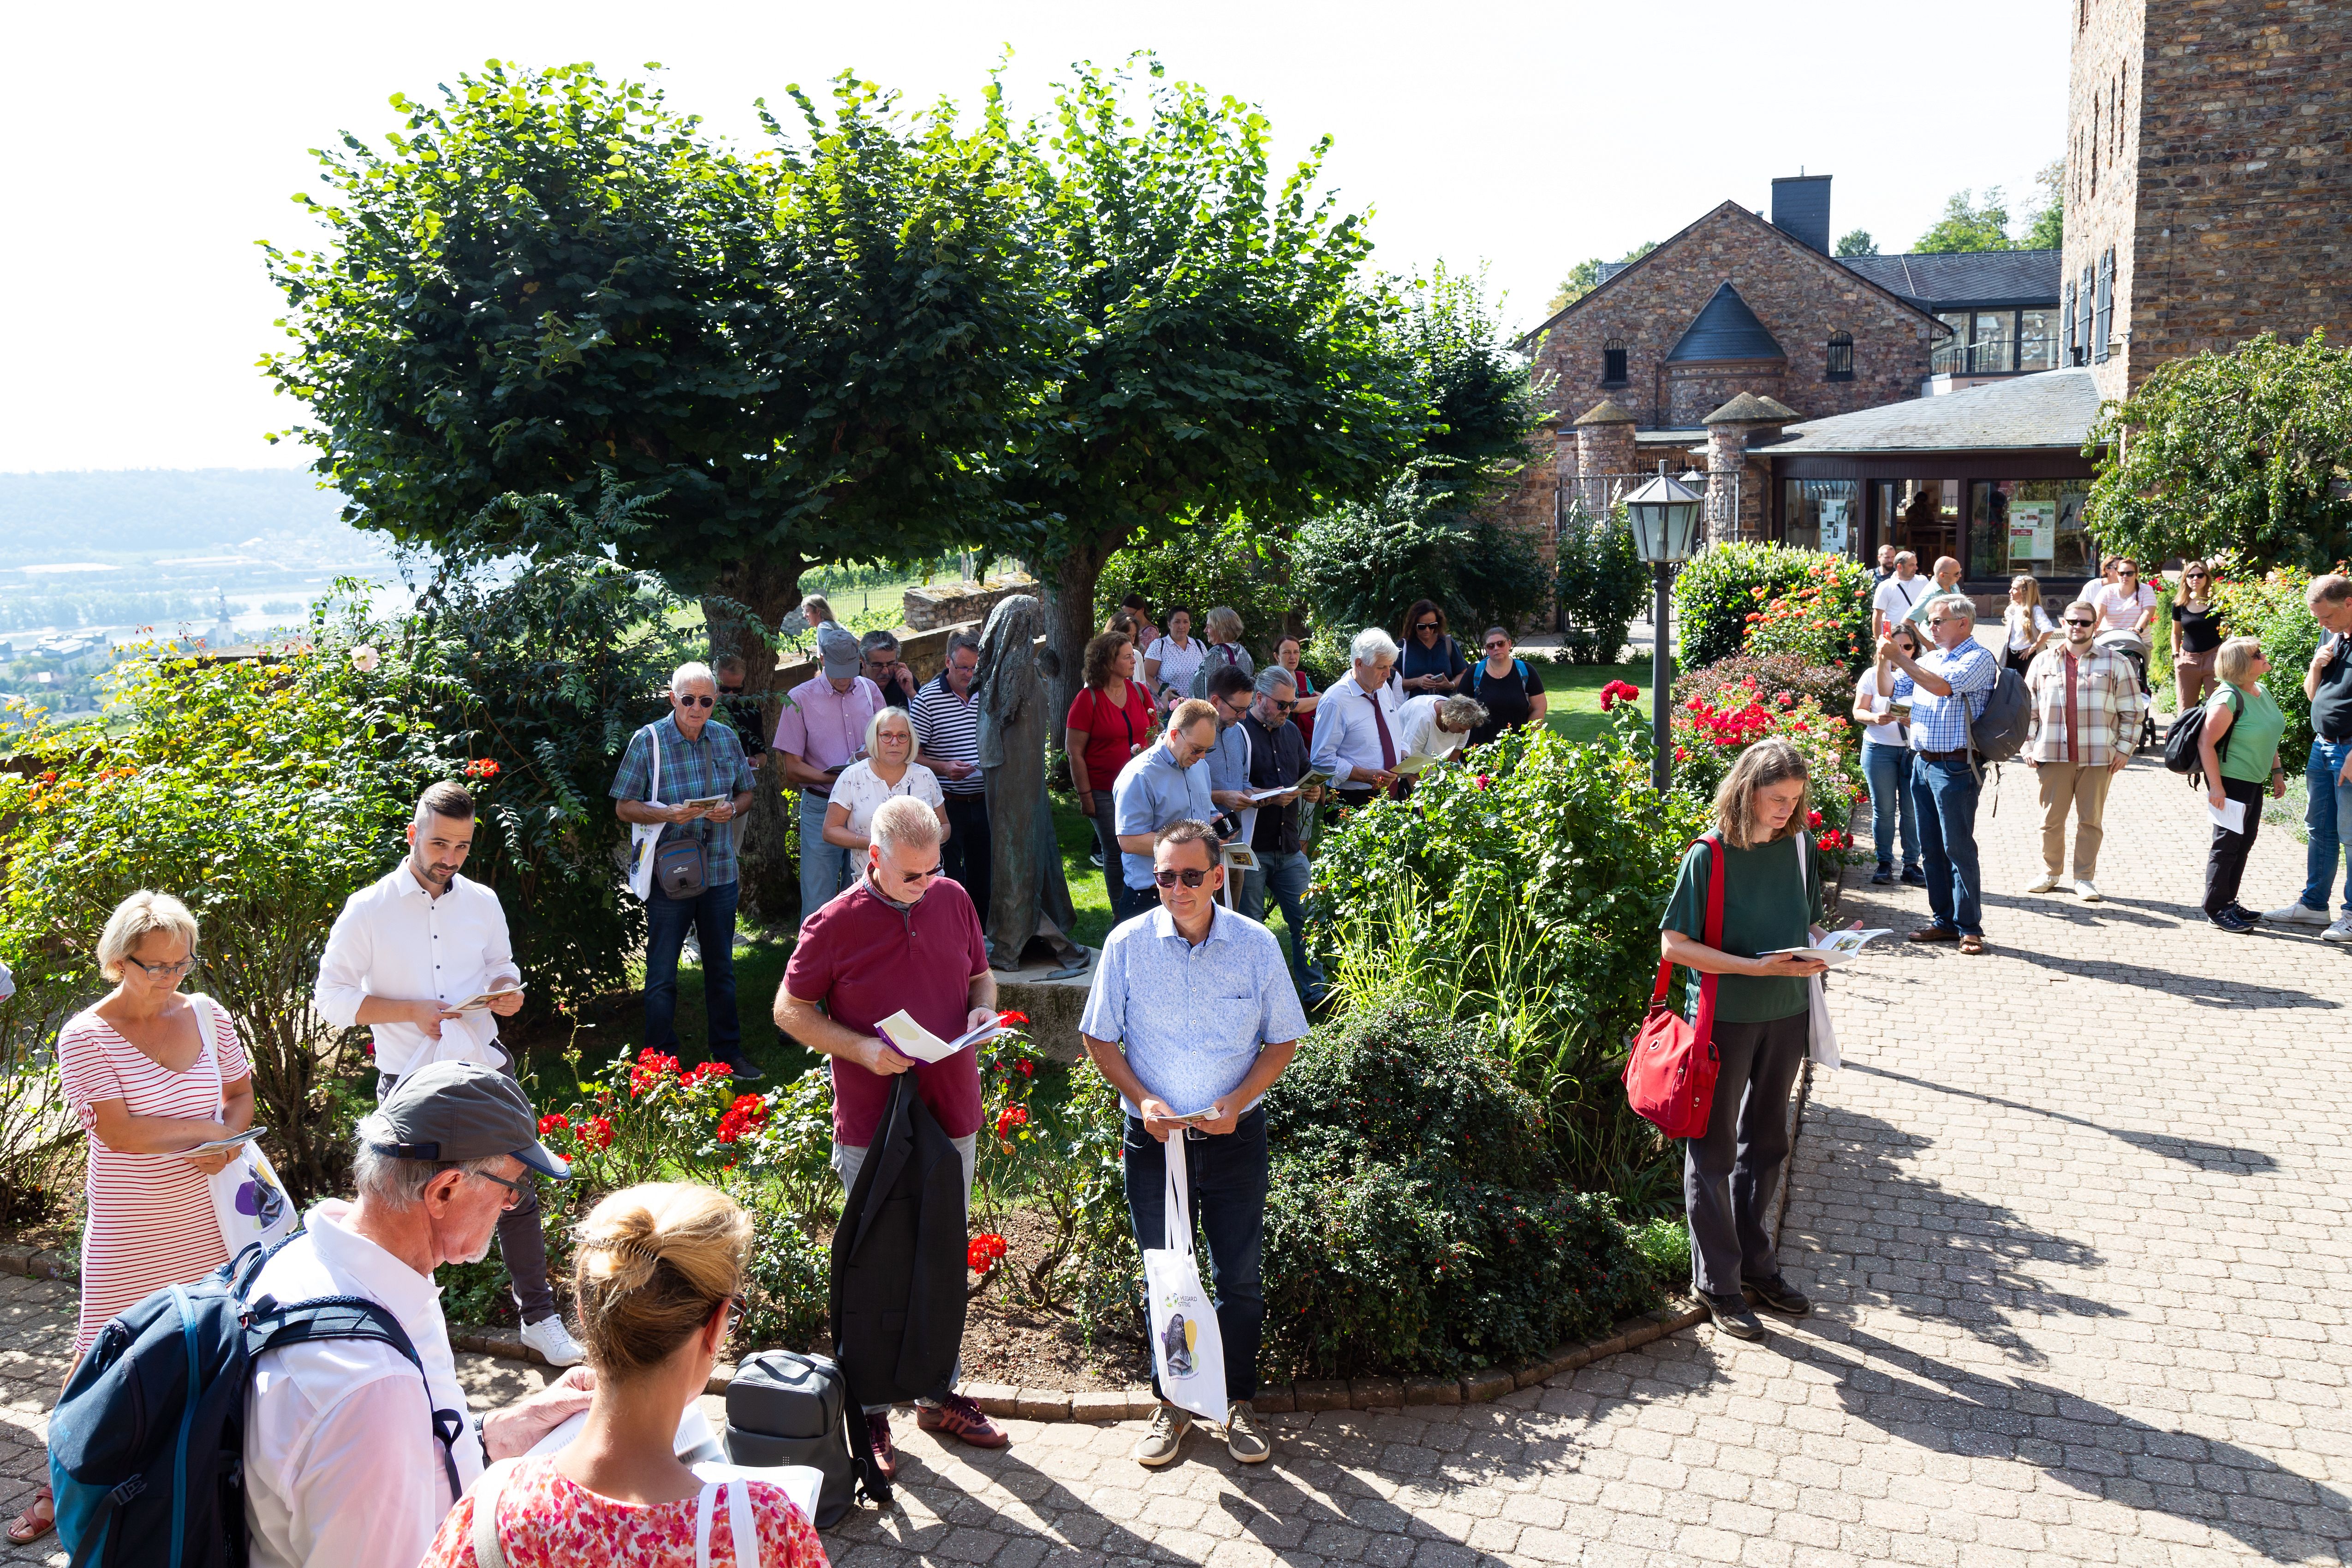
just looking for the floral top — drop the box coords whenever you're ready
[420,1459,828,1568]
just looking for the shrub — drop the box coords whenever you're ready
[0,960,83,1226]
[1666,688,1866,868]
[1739,553,1874,672]
[1257,1000,1657,1378]
[1294,471,1552,640]
[1673,655,1859,747]
[1096,514,1301,656]
[1673,542,1861,671]
[1554,515,1645,664]
[972,1016,1125,1313]
[2212,565,2332,759]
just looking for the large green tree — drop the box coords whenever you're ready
[1914,187,2014,253]
[2084,330,2352,571]
[1012,58,1423,729]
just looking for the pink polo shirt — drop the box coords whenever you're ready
[772,674,884,784]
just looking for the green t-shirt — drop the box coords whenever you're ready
[1661,835,1824,1024]
[2212,683,2285,784]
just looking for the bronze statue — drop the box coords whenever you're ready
[973,596,1089,976]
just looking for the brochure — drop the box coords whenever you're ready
[1760,928,1892,968]
[1241,785,1298,803]
[2209,797,2246,835]
[184,1127,268,1156]
[875,1010,1000,1064]
[680,795,730,809]
[446,985,525,1014]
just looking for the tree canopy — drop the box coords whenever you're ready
[1834,229,1878,257]
[1913,188,2015,253]
[1544,241,1656,317]
[2083,331,2352,572]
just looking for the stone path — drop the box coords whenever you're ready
[1,753,2347,1564]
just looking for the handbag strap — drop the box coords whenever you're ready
[1163,1130,1193,1258]
[189,993,226,1117]
[469,1457,523,1568]
[1649,833,1727,1006]
[645,721,665,807]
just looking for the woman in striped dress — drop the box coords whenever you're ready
[10,892,256,1544]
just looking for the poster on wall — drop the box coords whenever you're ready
[2008,501,2056,563]
[1820,498,1850,553]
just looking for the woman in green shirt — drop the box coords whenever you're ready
[1658,739,1829,1343]
[2199,636,2288,931]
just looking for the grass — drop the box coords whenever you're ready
[1538,661,1652,745]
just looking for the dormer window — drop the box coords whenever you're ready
[1602,338,1628,386]
[1825,330,1855,381]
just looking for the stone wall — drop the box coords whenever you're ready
[901,574,1039,633]
[1667,361,1787,429]
[1472,419,1561,632]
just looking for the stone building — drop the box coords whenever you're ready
[2062,0,2352,401]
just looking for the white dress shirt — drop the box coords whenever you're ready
[1393,694,1470,774]
[244,1199,485,1568]
[315,864,519,1079]
[1308,675,1406,787]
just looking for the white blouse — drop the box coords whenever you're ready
[2006,603,2057,651]
[827,759,944,838]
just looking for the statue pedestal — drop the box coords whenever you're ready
[992,948,1097,1064]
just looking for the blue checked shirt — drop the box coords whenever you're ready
[1889,640,1999,753]
[1079,903,1310,1117]
[608,715,758,886]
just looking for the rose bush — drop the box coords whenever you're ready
[1673,542,1869,671]
[1665,687,1867,870]
[1739,553,1875,671]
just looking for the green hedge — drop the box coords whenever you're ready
[1673,542,1869,672]
[1555,518,1646,664]
[1293,474,1553,640]
[2213,567,2327,760]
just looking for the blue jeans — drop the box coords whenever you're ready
[1909,754,1983,936]
[2299,739,2352,915]
[644,877,742,1063]
[1124,1107,1268,1405]
[797,789,855,928]
[1861,739,1920,874]
[1237,848,1324,1002]
[1096,807,1149,928]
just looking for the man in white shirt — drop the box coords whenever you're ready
[245,1062,591,1568]
[1308,627,1406,805]
[314,781,583,1366]
[1393,693,1489,776]
[1872,550,1927,639]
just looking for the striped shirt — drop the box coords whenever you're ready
[910,673,984,796]
[60,995,252,1357]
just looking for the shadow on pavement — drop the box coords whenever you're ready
[1844,1061,2280,1173]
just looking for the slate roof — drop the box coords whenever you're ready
[1758,369,2103,454]
[1838,250,2061,312]
[1665,283,1787,364]
[1704,393,1799,424]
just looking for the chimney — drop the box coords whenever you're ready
[1771,174,1832,254]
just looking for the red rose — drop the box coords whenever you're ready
[997,1010,1030,1027]
[537,1113,570,1135]
[581,1116,614,1151]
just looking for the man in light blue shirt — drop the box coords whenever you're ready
[1308,627,1404,805]
[1110,700,1218,925]
[1876,597,2001,949]
[1203,664,1256,808]
[1079,819,1306,1473]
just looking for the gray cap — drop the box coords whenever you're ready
[357,1061,570,1180]
[818,622,861,680]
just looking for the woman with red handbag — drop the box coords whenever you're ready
[1658,739,1830,1343]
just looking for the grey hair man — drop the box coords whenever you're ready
[861,628,916,709]
[2270,574,2352,936]
[1393,694,1489,777]
[1309,627,1405,805]
[244,1063,589,1568]
[1233,666,1325,1003]
[1876,592,2000,952]
[913,628,990,915]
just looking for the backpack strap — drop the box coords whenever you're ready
[469,1458,526,1568]
[247,1294,467,1505]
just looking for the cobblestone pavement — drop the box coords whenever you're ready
[0,753,2346,1564]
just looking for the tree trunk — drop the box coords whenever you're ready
[704,553,803,927]
[1042,533,1113,759]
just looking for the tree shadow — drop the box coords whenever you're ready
[1780,1323,2352,1563]
[1984,940,2343,1009]
[1843,1061,2279,1173]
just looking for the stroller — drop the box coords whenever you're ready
[2094,628,2162,751]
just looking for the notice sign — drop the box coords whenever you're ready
[1820,498,1850,553]
[2009,501,2056,563]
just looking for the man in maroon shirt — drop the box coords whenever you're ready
[774,794,1007,1472]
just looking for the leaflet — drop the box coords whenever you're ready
[445,985,525,1014]
[183,1127,268,1156]
[876,1010,1000,1064]
[2209,797,2246,834]
[1759,928,1892,967]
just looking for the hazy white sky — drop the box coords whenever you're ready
[4,0,2067,474]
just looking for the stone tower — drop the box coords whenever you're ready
[2063,0,2352,402]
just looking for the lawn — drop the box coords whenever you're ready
[1539,661,1651,744]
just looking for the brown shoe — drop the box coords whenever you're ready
[866,1411,899,1481]
[1958,934,1988,955]
[1909,924,1960,943]
[916,1391,1010,1448]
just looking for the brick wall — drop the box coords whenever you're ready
[1476,422,1561,632]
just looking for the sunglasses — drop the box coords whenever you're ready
[1414,621,1440,632]
[677,694,715,708]
[470,1167,534,1212]
[2185,572,2208,580]
[2064,618,2096,628]
[125,955,198,979]
[1152,867,1214,888]
[1483,640,1509,650]
[895,863,945,887]
[1266,698,1297,712]
[716,685,744,695]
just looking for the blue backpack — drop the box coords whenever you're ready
[50,1234,465,1568]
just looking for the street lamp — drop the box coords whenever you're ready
[1623,460,1705,792]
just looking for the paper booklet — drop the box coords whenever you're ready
[876,1010,1000,1064]
[184,1127,268,1156]
[1761,928,1893,967]
[445,985,524,1014]
[2209,797,2247,835]
[1241,785,1297,803]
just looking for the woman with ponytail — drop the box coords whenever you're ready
[422,1183,828,1566]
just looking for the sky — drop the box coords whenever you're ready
[3,0,2069,474]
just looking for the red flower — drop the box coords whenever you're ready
[715,1092,767,1144]
[1473,773,1493,790]
[996,1009,1030,1027]
[967,1233,1010,1273]
[1806,809,1824,828]
[537,1112,571,1136]
[463,758,501,780]
[994,1104,1030,1140]
[1016,1058,1033,1078]
[580,1115,614,1151]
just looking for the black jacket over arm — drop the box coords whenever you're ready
[830,1074,969,1410]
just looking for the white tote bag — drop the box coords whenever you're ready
[469,1457,763,1568]
[191,995,298,1258]
[625,721,667,902]
[1793,836,1840,1070]
[1142,1132,1229,1424]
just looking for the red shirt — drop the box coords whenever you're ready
[784,875,990,1146]
[1065,681,1154,795]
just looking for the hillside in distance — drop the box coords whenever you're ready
[0,468,363,562]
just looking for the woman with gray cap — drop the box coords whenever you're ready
[243,1061,591,1568]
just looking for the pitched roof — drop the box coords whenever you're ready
[1837,250,2062,311]
[1704,393,1799,424]
[1757,369,2103,454]
[1666,283,1786,363]
[1571,398,1637,425]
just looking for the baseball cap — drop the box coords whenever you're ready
[818,623,861,681]
[357,1061,570,1180]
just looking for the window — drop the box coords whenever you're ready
[2078,265,2096,360]
[1602,338,1628,386]
[2060,283,2077,366]
[2020,309,2057,373]
[1931,312,1969,375]
[1971,311,2015,374]
[2094,248,2114,363]
[1824,330,1854,381]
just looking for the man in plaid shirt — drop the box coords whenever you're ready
[2022,604,2144,902]
[1876,599,2001,953]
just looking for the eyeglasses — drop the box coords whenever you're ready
[125,955,198,979]
[677,694,715,708]
[1152,866,1213,888]
[470,1167,534,1211]
[1414,621,1440,633]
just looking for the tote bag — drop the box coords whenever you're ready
[1622,834,1725,1140]
[191,995,297,1258]
[1141,1133,1228,1424]
[625,722,667,902]
[1790,833,1840,1070]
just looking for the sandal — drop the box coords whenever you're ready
[7,1485,54,1545]
[1958,934,1987,955]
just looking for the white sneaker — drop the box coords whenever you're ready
[519,1315,587,1366]
[2074,880,2102,902]
[2268,901,2333,926]
[2324,918,2352,945]
[2027,874,2063,893]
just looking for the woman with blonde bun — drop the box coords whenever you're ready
[421,1183,828,1567]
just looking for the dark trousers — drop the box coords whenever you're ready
[644,878,743,1067]
[378,1054,555,1322]
[1683,1011,1808,1299]
[941,791,992,918]
[2205,775,2267,916]
[1124,1107,1267,1405]
[1909,753,1984,936]
[1096,808,1147,927]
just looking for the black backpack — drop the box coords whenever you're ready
[722,1350,857,1528]
[50,1234,464,1568]
[2164,688,2237,781]
[1967,666,2033,763]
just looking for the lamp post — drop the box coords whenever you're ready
[1623,460,1705,792]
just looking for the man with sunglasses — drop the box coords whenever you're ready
[1110,700,1221,924]
[2022,605,2144,900]
[774,795,1008,1470]
[1876,598,2001,954]
[1080,819,1307,1470]
[2271,573,2352,938]
[611,662,762,1086]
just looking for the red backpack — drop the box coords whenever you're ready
[1623,835,1725,1139]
